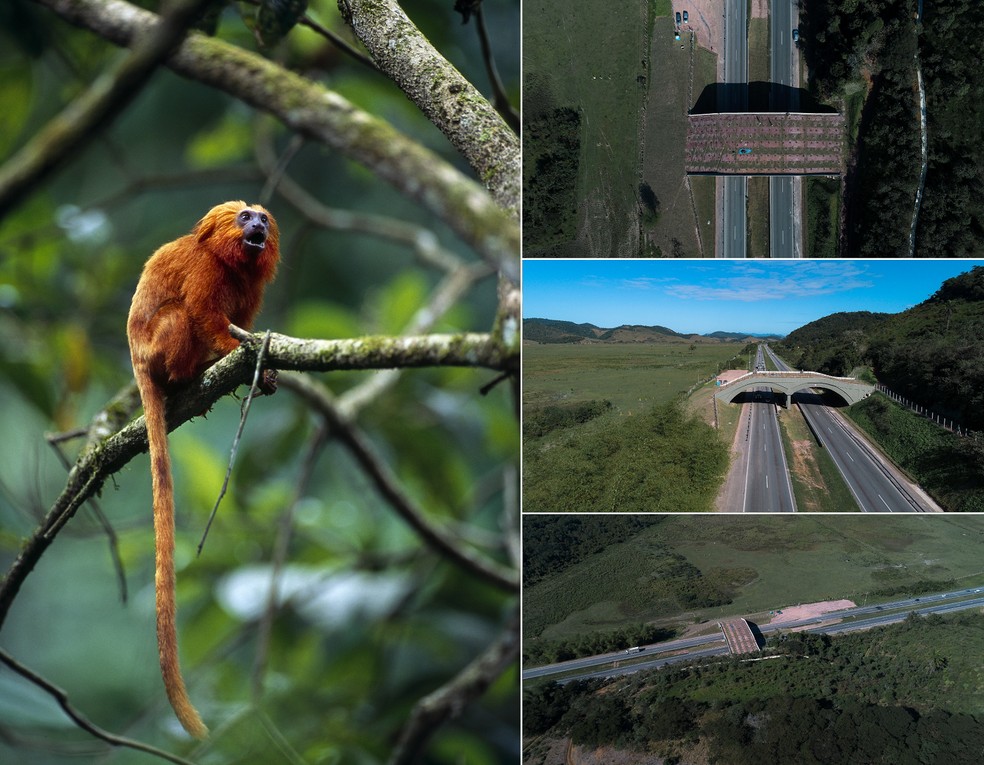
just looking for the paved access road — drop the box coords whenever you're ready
[719,0,748,257]
[764,346,932,512]
[769,0,800,257]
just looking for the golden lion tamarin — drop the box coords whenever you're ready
[127,201,279,737]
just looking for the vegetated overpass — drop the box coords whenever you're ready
[714,371,875,406]
[686,112,846,176]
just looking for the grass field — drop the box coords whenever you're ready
[523,342,746,414]
[525,515,984,641]
[641,21,719,256]
[524,0,650,256]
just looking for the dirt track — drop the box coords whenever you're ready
[768,599,856,624]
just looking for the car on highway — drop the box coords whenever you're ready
[738,148,752,155]
[792,28,799,42]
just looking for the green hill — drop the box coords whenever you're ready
[775,267,984,431]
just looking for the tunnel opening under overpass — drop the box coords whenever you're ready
[715,372,875,408]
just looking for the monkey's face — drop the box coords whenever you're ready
[236,207,272,257]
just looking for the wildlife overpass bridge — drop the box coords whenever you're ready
[720,619,759,655]
[714,371,875,407]
[686,112,846,176]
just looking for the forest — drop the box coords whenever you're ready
[522,401,729,513]
[0,1,519,763]
[775,266,984,431]
[524,611,984,765]
[800,0,984,257]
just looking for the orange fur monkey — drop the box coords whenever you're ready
[127,201,279,738]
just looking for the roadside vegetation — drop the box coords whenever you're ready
[847,396,984,512]
[805,177,840,258]
[524,611,984,765]
[523,342,742,513]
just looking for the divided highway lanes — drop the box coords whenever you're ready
[769,0,800,257]
[743,386,797,512]
[719,0,749,257]
[763,346,930,512]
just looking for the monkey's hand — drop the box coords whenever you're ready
[257,368,278,396]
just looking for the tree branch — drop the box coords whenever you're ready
[0,0,215,219]
[0,648,198,765]
[387,612,519,765]
[338,0,520,214]
[0,328,516,631]
[278,373,518,593]
[28,0,518,279]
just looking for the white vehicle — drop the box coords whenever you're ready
[625,646,645,654]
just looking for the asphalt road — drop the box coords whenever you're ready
[763,346,929,512]
[526,585,984,683]
[769,1,799,257]
[719,0,748,257]
[743,385,796,512]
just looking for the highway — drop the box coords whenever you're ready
[763,345,932,512]
[742,346,795,511]
[719,0,748,257]
[743,384,796,512]
[524,585,984,683]
[769,0,800,257]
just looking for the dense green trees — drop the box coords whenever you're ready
[524,612,984,764]
[522,106,581,254]
[916,1,984,256]
[800,0,984,257]
[523,401,729,512]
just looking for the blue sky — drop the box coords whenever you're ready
[522,260,984,336]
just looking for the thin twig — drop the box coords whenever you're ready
[250,421,328,701]
[474,7,519,133]
[0,0,215,218]
[300,14,377,71]
[0,648,198,765]
[253,120,465,274]
[279,373,518,592]
[387,612,519,765]
[197,330,272,556]
[44,435,128,603]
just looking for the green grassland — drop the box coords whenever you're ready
[641,22,718,256]
[522,343,742,514]
[523,342,745,413]
[524,0,651,257]
[524,515,984,644]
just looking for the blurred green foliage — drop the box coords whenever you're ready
[0,1,519,762]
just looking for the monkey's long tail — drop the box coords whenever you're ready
[144,383,209,739]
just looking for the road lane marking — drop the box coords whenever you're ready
[879,494,893,512]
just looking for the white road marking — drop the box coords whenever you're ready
[879,494,893,512]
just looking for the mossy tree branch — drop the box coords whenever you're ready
[0,327,518,632]
[27,0,518,278]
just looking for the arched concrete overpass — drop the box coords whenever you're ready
[714,371,875,406]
